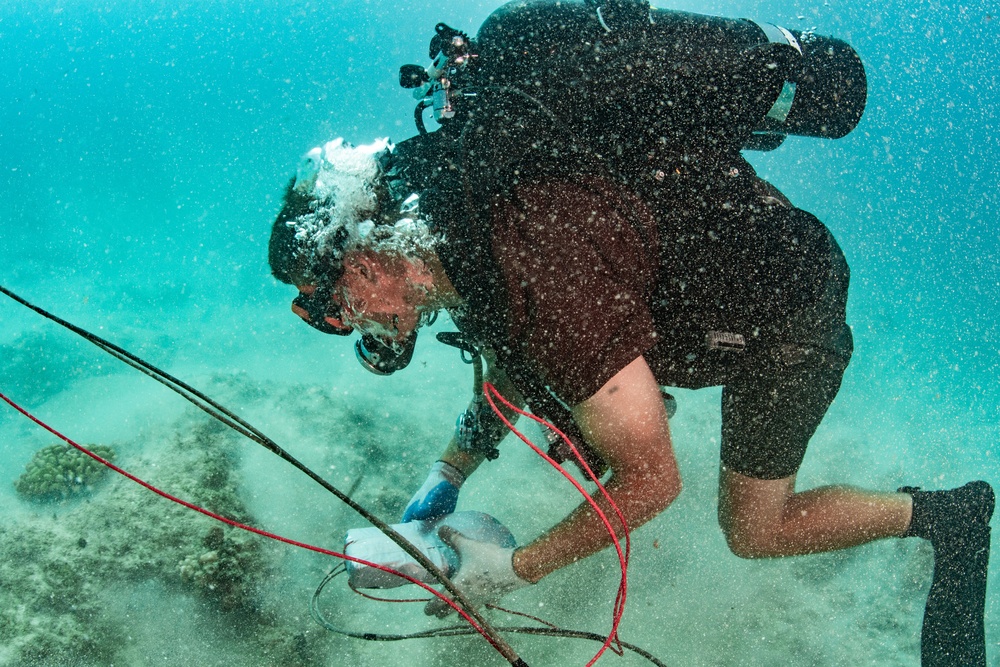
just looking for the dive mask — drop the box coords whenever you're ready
[292,284,353,336]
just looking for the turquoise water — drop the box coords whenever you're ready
[1,1,997,665]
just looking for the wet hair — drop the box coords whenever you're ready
[267,138,442,288]
[268,178,313,285]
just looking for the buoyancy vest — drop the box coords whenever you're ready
[387,0,863,468]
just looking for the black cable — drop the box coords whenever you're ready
[1,285,386,525]
[0,284,527,666]
[311,567,669,666]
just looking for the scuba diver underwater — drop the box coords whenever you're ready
[267,0,994,665]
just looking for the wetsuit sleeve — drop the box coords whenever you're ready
[490,176,660,406]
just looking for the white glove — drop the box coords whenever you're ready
[425,526,532,617]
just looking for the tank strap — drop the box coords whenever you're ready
[751,21,803,123]
[585,0,651,33]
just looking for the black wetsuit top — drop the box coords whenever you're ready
[392,0,854,478]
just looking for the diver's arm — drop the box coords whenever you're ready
[512,355,681,583]
[437,439,487,479]
[403,352,525,522]
[439,351,525,478]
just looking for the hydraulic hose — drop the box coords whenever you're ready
[0,284,529,666]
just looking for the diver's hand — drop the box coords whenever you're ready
[424,526,531,617]
[402,461,465,523]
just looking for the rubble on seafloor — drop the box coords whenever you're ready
[0,384,343,666]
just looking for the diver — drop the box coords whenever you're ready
[267,1,994,664]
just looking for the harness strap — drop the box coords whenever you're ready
[586,0,652,32]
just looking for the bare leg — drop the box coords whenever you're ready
[718,466,913,558]
[719,466,994,666]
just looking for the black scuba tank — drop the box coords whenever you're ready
[406,0,866,158]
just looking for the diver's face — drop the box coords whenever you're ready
[331,250,431,342]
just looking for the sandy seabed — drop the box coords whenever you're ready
[0,311,994,667]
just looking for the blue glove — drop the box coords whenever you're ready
[402,461,466,523]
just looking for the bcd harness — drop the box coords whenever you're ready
[384,0,867,471]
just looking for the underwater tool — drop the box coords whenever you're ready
[0,284,658,666]
[345,511,516,589]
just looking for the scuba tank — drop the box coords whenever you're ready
[399,0,866,158]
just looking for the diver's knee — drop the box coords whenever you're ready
[721,524,778,560]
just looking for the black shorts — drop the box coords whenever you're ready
[717,200,854,480]
[719,322,853,479]
[648,189,853,480]
[652,317,853,481]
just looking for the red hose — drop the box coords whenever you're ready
[483,382,630,666]
[0,390,502,653]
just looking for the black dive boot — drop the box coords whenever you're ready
[899,481,994,667]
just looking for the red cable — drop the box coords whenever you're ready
[0,390,501,654]
[482,382,630,667]
[4,383,635,665]
[484,383,629,663]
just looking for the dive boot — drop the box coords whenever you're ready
[899,480,994,667]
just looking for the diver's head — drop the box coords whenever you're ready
[269,138,433,285]
[268,138,446,372]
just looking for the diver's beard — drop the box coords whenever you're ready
[354,307,436,348]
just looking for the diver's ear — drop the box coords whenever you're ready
[349,251,378,282]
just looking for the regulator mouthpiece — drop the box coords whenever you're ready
[355,331,417,375]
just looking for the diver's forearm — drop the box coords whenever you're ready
[439,437,487,478]
[440,360,525,478]
[513,469,679,583]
